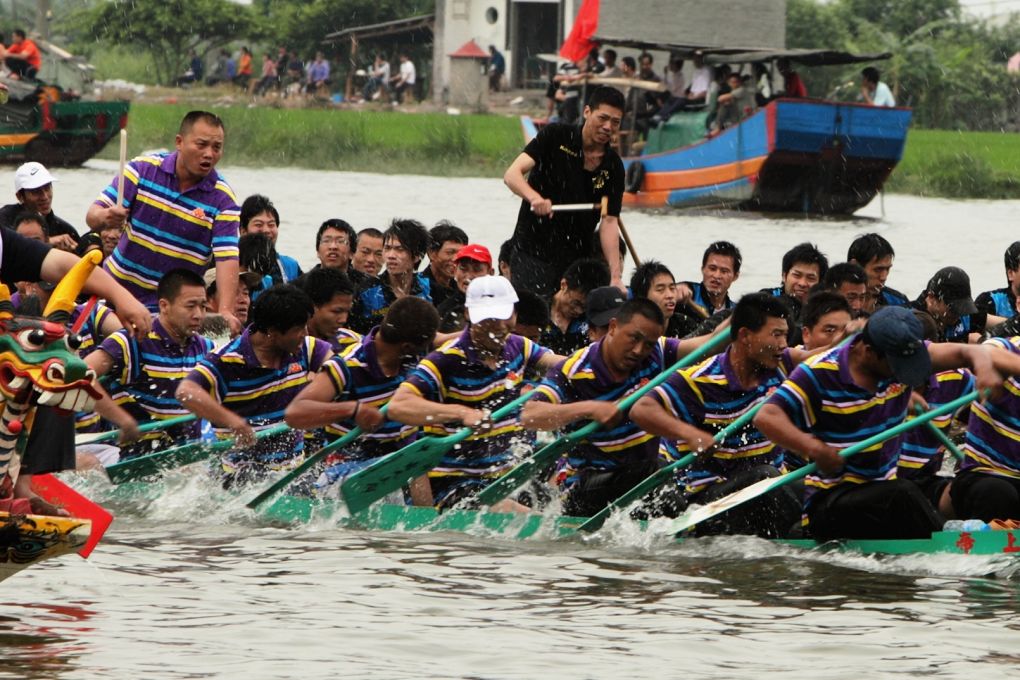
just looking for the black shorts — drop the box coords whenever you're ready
[950,468,1020,522]
[807,479,943,542]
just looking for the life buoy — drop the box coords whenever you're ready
[625,161,645,193]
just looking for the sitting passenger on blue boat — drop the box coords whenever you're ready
[387,275,561,512]
[847,233,909,312]
[285,297,439,501]
[85,269,215,461]
[631,293,809,538]
[350,219,433,334]
[525,299,714,518]
[754,306,1020,542]
[176,284,334,488]
[976,241,1020,319]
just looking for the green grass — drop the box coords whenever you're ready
[98,103,523,177]
[886,129,1020,198]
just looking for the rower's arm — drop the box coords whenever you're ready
[175,378,248,432]
[598,215,623,287]
[285,372,359,430]
[503,152,549,213]
[521,398,619,431]
[535,350,566,373]
[673,328,730,362]
[387,383,479,427]
[753,403,830,465]
[630,394,715,452]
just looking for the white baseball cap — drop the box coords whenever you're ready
[465,275,518,323]
[14,162,57,192]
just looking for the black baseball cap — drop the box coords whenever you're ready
[863,306,931,387]
[926,266,977,316]
[586,286,626,327]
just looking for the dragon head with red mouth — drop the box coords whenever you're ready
[0,251,103,417]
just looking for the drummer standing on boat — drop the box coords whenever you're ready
[503,86,626,297]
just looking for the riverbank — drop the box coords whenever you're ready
[101,102,1020,198]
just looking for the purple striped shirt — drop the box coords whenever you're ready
[95,152,240,310]
[961,337,1020,479]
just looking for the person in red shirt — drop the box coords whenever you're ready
[777,58,807,98]
[6,29,41,80]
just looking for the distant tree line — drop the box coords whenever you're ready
[789,0,1020,130]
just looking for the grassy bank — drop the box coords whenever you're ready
[103,103,1020,197]
[99,103,524,177]
[885,129,1020,199]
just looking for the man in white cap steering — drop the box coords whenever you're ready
[0,162,79,252]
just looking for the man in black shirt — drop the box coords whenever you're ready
[0,162,79,251]
[504,86,626,297]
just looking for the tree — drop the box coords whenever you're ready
[83,0,257,85]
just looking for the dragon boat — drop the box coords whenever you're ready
[246,494,1020,558]
[0,251,110,581]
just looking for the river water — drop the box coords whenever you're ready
[3,160,1020,679]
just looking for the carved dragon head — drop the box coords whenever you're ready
[0,252,102,414]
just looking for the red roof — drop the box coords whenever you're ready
[449,39,488,59]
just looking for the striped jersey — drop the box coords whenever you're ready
[961,336,1020,479]
[95,152,240,310]
[532,337,681,476]
[73,300,118,357]
[650,347,792,494]
[333,327,362,354]
[186,329,333,443]
[322,328,419,459]
[97,316,214,445]
[898,369,973,479]
[766,338,912,509]
[402,330,550,479]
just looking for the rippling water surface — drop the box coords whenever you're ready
[3,161,1020,678]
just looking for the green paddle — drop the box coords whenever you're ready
[473,327,730,507]
[914,405,966,462]
[245,406,389,510]
[666,389,981,536]
[106,422,292,484]
[575,396,766,532]
[75,414,198,446]
[341,390,538,515]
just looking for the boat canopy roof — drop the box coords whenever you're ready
[589,37,890,67]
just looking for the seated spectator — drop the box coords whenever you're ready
[206,50,231,86]
[423,221,469,308]
[585,286,626,343]
[437,244,494,333]
[306,51,331,96]
[540,258,610,355]
[515,290,550,343]
[363,54,391,101]
[5,29,40,80]
[685,51,712,105]
[652,56,688,125]
[350,219,432,333]
[704,65,731,133]
[254,53,278,96]
[352,227,385,278]
[861,66,895,107]
[238,195,302,285]
[799,291,852,351]
[389,53,416,105]
[819,262,870,317]
[753,62,772,106]
[715,71,756,130]
[176,49,204,87]
[235,47,253,90]
[977,241,1020,319]
[777,58,806,98]
[601,49,621,78]
[631,260,700,338]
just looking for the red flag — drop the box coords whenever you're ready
[559,0,600,62]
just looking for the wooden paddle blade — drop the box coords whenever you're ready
[341,435,455,514]
[31,474,114,558]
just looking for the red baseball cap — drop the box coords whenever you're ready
[454,244,492,266]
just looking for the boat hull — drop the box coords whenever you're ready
[261,495,1019,557]
[0,511,90,582]
[607,99,911,215]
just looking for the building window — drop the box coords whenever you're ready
[485,7,498,24]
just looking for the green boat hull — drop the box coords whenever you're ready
[260,495,1020,557]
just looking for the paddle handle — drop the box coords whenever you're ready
[246,405,388,510]
[549,203,600,212]
[77,413,198,446]
[914,405,966,462]
[473,328,730,506]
